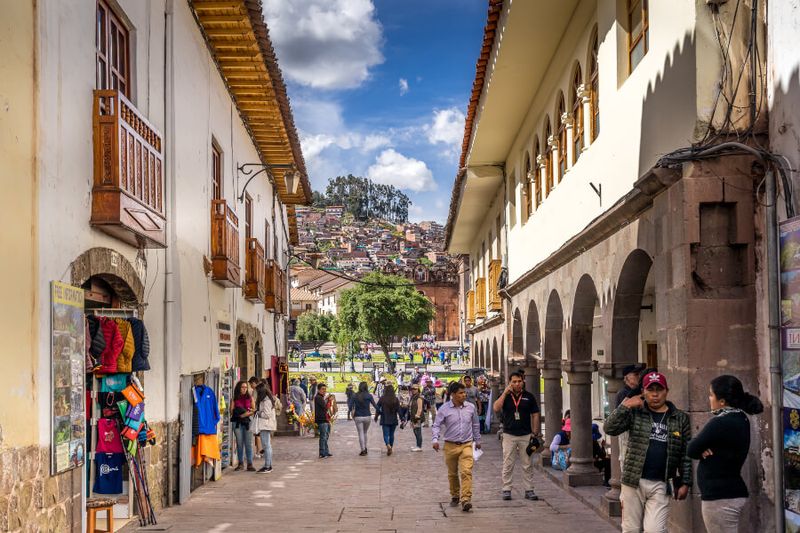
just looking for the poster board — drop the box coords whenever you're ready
[50,281,86,474]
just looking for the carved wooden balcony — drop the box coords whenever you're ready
[475,277,487,319]
[211,199,241,287]
[92,90,166,248]
[488,259,503,312]
[244,238,266,302]
[265,260,287,314]
[466,290,476,325]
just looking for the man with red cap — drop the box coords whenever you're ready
[605,371,692,533]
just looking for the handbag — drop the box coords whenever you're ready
[551,447,571,471]
[120,425,139,441]
[100,374,128,393]
[121,381,144,406]
[126,402,145,422]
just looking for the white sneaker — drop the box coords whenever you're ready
[411,447,422,452]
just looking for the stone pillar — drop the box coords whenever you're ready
[524,365,540,397]
[536,154,546,205]
[547,135,558,189]
[577,84,592,151]
[563,360,603,486]
[562,112,574,171]
[538,359,563,466]
[598,362,626,517]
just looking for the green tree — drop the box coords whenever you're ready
[295,311,334,351]
[338,272,434,363]
[330,317,359,375]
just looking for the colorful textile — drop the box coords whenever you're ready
[192,434,221,466]
[113,318,135,373]
[93,453,125,494]
[97,318,124,374]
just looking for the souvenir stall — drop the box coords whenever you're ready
[82,278,156,529]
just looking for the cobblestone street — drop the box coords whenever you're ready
[124,420,619,532]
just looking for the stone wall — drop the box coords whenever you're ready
[0,445,82,533]
[140,420,180,511]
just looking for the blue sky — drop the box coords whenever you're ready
[262,0,487,222]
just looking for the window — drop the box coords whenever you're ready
[305,304,312,311]
[211,144,223,200]
[628,0,649,72]
[590,30,600,140]
[572,66,584,163]
[96,0,130,95]
[544,118,553,195]
[244,194,252,240]
[264,220,272,260]
[524,154,532,218]
[533,138,542,208]
[557,94,567,181]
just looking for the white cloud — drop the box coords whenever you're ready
[426,107,466,146]
[367,149,436,192]
[262,0,384,90]
[399,78,409,96]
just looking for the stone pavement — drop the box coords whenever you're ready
[123,420,619,532]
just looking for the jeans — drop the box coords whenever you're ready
[382,424,397,446]
[233,422,253,465]
[413,426,423,448]
[318,422,331,456]
[701,498,747,533]
[259,430,273,469]
[621,479,670,533]
[354,416,371,451]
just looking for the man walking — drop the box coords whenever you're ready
[605,372,692,533]
[492,371,541,501]
[463,375,482,415]
[432,381,481,512]
[409,384,424,451]
[315,383,333,458]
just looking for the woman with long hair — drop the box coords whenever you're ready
[348,381,377,456]
[375,384,400,456]
[251,383,281,473]
[687,375,764,533]
[232,380,255,471]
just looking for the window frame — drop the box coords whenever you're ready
[524,154,533,219]
[211,143,223,200]
[627,0,649,73]
[556,95,567,182]
[533,138,542,208]
[244,194,253,240]
[544,119,553,196]
[572,66,584,163]
[96,0,131,96]
[590,31,600,141]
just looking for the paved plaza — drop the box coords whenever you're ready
[123,420,620,532]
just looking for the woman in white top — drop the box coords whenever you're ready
[251,383,282,473]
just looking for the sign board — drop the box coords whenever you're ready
[50,281,86,474]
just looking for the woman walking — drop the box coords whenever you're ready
[376,384,400,456]
[687,375,763,533]
[232,380,255,471]
[348,381,377,456]
[251,383,281,473]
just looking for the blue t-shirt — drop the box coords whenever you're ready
[194,385,221,435]
[94,453,125,494]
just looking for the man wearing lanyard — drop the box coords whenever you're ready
[432,381,481,512]
[493,370,541,501]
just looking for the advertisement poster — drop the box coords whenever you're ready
[51,281,86,474]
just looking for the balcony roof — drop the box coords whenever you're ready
[445,0,579,253]
[190,0,312,211]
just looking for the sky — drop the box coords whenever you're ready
[262,0,488,223]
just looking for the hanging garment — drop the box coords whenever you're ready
[85,316,105,372]
[191,433,221,466]
[96,418,124,454]
[97,318,124,374]
[93,453,125,494]
[100,374,128,393]
[113,318,136,373]
[127,317,151,371]
[193,385,220,435]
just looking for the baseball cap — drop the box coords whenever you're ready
[622,363,643,377]
[642,371,668,390]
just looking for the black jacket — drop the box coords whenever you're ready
[127,317,150,371]
[687,409,751,501]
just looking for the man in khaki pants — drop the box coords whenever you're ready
[493,371,541,501]
[432,381,481,512]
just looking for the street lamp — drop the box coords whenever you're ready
[237,162,303,202]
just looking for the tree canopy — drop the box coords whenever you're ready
[295,311,334,351]
[311,174,411,223]
[337,272,434,363]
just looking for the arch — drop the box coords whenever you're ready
[70,247,144,308]
[556,92,567,182]
[511,308,524,364]
[237,334,248,374]
[532,136,542,208]
[571,274,599,361]
[254,342,263,379]
[571,63,584,162]
[588,25,599,140]
[544,117,553,196]
[611,249,653,362]
[500,338,505,379]
[525,299,541,363]
[544,290,563,360]
[491,337,499,374]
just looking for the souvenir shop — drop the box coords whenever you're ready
[80,276,157,530]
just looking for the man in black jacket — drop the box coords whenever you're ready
[315,383,332,458]
[616,363,644,408]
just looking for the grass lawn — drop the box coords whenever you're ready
[288,370,467,393]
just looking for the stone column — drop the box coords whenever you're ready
[562,112,574,171]
[577,84,592,151]
[547,135,558,188]
[536,154,546,205]
[598,362,626,517]
[524,365,540,397]
[563,360,603,486]
[538,359,563,466]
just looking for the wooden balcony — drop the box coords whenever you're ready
[466,290,476,325]
[489,259,503,312]
[475,278,487,319]
[265,260,288,315]
[91,89,166,248]
[244,238,266,302]
[211,199,240,287]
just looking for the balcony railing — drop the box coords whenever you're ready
[466,290,476,325]
[211,199,241,287]
[91,89,166,248]
[265,259,287,314]
[489,260,503,312]
[244,238,266,302]
[475,278,487,319]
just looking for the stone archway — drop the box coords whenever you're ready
[541,290,564,456]
[491,337,499,375]
[525,300,542,395]
[254,342,263,379]
[511,308,524,368]
[237,335,248,376]
[70,247,144,310]
[611,249,653,363]
[570,274,599,362]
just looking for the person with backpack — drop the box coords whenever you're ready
[687,375,763,533]
[251,383,281,473]
[422,381,436,427]
[375,384,400,455]
[409,384,425,451]
[349,381,377,456]
[231,380,255,471]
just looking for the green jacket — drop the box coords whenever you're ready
[604,401,692,489]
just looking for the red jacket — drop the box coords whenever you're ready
[97,317,124,374]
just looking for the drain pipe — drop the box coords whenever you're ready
[163,0,177,506]
[766,169,785,532]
